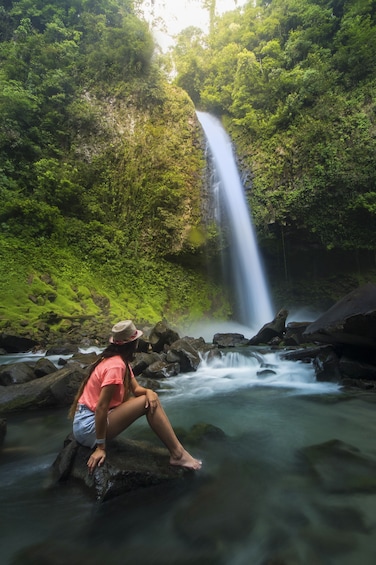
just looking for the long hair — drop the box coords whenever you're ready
[68,339,138,419]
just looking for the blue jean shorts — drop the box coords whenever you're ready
[73,404,96,448]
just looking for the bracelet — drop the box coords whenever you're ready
[96,438,106,444]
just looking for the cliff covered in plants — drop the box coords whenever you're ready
[0,0,228,341]
[171,0,376,306]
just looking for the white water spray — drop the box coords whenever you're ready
[197,111,274,329]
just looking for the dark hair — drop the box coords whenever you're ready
[68,339,138,419]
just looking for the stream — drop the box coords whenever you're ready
[1,345,375,565]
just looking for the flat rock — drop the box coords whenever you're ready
[52,434,193,502]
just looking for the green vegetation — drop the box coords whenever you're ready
[0,0,229,338]
[171,0,376,252]
[2,0,376,337]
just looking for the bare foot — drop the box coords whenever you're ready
[170,449,202,470]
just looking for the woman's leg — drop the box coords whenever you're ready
[107,396,202,470]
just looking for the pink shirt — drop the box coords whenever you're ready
[78,356,134,412]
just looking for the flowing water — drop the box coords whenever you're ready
[197,111,274,329]
[1,347,376,565]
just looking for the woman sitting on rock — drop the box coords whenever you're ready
[69,320,202,473]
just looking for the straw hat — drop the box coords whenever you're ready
[109,320,143,344]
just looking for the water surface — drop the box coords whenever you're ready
[1,349,375,564]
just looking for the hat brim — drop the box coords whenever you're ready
[109,329,143,344]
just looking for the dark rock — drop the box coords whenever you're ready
[0,333,39,353]
[299,439,376,493]
[281,345,337,363]
[0,418,6,448]
[0,362,36,386]
[0,363,85,415]
[284,321,311,345]
[71,351,101,366]
[339,356,376,380]
[132,352,163,376]
[303,282,376,348]
[313,347,341,382]
[167,339,201,372]
[34,357,58,378]
[52,434,191,502]
[212,333,248,348]
[46,343,79,355]
[143,360,180,379]
[248,309,288,345]
[149,320,180,353]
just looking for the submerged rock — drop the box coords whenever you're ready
[299,438,376,493]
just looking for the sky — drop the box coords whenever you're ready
[139,0,247,51]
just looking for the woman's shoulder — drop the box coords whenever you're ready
[101,355,126,369]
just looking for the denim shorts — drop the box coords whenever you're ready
[73,404,96,448]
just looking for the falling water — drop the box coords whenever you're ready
[197,111,274,329]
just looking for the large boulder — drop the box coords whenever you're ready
[52,434,192,502]
[0,363,85,415]
[303,283,376,348]
[0,362,36,386]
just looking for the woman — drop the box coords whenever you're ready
[69,320,202,473]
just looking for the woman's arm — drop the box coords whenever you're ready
[130,378,159,414]
[87,384,116,473]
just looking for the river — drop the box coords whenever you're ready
[1,345,375,565]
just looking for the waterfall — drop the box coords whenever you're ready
[197,111,274,329]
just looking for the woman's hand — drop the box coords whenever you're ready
[145,389,159,414]
[87,446,106,474]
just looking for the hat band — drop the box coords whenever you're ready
[112,329,139,344]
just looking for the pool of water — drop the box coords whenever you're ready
[1,348,375,564]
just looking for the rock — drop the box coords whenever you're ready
[71,351,101,366]
[303,282,376,348]
[299,439,376,493]
[0,333,39,353]
[167,339,201,372]
[0,362,36,386]
[52,434,191,502]
[284,321,311,345]
[0,418,6,448]
[0,363,85,414]
[339,356,376,380]
[143,360,180,379]
[313,347,341,382]
[212,333,248,348]
[34,357,58,377]
[132,352,163,376]
[281,345,335,363]
[149,320,180,353]
[46,343,79,355]
[248,309,288,345]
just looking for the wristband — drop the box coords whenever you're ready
[96,438,106,444]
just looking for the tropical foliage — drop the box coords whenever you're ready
[171,0,376,251]
[0,0,227,336]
